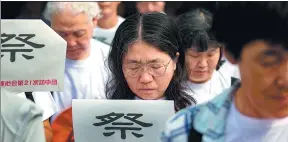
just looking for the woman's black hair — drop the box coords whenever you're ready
[213,2,288,60]
[176,8,224,70]
[106,12,196,111]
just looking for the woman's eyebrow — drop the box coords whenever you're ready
[124,59,141,64]
[147,58,162,63]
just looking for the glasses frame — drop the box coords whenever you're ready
[123,56,178,78]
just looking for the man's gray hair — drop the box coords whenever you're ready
[43,2,101,22]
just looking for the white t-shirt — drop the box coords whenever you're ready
[51,39,110,122]
[93,16,125,45]
[219,58,241,79]
[17,91,58,121]
[225,101,288,142]
[183,70,231,104]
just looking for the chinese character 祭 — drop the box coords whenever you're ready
[1,33,45,62]
[93,112,153,139]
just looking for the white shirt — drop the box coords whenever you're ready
[92,16,125,45]
[226,101,288,142]
[183,70,231,104]
[51,39,110,122]
[219,58,241,79]
[17,91,58,121]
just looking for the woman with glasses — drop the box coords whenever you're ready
[106,12,196,111]
[176,9,235,104]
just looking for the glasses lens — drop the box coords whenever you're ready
[124,62,167,77]
[149,63,166,77]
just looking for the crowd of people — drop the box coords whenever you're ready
[1,1,288,142]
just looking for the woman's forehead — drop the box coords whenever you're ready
[123,58,165,64]
[125,42,170,56]
[123,49,170,64]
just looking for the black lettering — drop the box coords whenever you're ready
[104,127,142,139]
[124,113,153,127]
[1,33,45,62]
[93,112,124,126]
[15,34,45,48]
[1,49,33,62]
[93,112,153,139]
[1,33,24,47]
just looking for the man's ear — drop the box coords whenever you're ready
[92,17,98,28]
[224,48,238,64]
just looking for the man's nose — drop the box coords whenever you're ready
[276,60,288,89]
[66,36,77,47]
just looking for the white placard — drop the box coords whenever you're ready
[72,100,175,142]
[1,19,67,92]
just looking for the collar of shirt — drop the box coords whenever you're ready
[163,81,240,142]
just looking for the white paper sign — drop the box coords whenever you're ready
[72,100,175,142]
[1,19,67,92]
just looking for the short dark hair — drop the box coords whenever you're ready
[213,2,288,60]
[176,8,223,70]
[106,12,196,111]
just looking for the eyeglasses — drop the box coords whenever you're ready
[123,58,174,78]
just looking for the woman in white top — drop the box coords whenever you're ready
[93,2,125,45]
[176,9,234,104]
[106,12,196,111]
